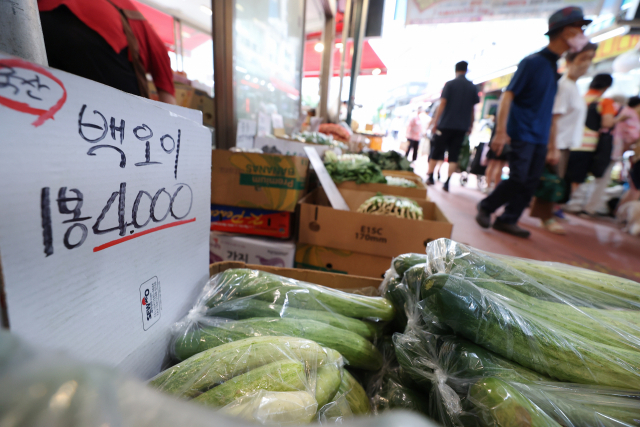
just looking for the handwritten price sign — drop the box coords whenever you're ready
[0,53,210,378]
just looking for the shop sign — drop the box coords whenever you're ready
[0,53,211,377]
[593,35,640,63]
[406,0,601,24]
[483,73,514,92]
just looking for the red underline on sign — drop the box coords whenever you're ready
[93,218,196,252]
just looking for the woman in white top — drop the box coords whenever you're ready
[530,42,597,234]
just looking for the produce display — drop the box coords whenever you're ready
[384,176,418,188]
[153,268,393,424]
[324,152,387,184]
[365,150,413,171]
[318,123,351,142]
[294,131,348,150]
[384,238,640,427]
[357,194,424,220]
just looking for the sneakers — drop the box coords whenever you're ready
[475,202,491,228]
[542,219,566,235]
[426,175,435,186]
[492,219,531,238]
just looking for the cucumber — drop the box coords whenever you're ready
[150,336,336,398]
[469,378,562,427]
[204,269,395,321]
[219,390,317,425]
[421,273,640,388]
[315,364,342,408]
[174,317,384,370]
[206,298,379,340]
[333,369,371,415]
[392,253,428,278]
[193,360,307,408]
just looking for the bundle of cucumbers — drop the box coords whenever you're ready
[154,268,397,424]
[385,238,640,427]
[150,336,371,424]
[357,194,423,220]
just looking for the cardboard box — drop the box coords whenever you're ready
[211,204,292,238]
[337,170,427,199]
[212,149,310,212]
[296,243,392,279]
[254,135,339,158]
[210,231,295,267]
[174,83,215,128]
[210,262,382,290]
[297,187,452,258]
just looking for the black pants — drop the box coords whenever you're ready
[480,140,547,224]
[39,5,141,96]
[406,139,420,161]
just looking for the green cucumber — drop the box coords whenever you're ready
[174,317,383,370]
[150,336,336,398]
[193,360,307,408]
[315,364,342,409]
[469,378,561,427]
[422,273,640,388]
[206,299,379,340]
[333,369,371,415]
[392,253,428,278]
[204,269,395,321]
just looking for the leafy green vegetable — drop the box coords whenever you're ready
[385,176,418,188]
[366,150,413,171]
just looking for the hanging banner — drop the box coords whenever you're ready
[406,0,602,25]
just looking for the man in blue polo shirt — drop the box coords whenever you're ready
[476,7,592,238]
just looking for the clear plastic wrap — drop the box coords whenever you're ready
[0,330,444,427]
[366,337,428,416]
[170,268,392,371]
[392,237,640,427]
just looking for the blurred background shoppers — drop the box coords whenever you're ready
[427,61,480,192]
[405,107,424,162]
[38,0,176,104]
[530,42,598,235]
[564,74,619,216]
[615,97,640,209]
[476,7,591,238]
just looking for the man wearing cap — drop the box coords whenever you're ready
[476,7,592,238]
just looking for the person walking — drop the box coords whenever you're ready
[564,74,619,216]
[476,7,591,238]
[427,61,480,192]
[529,42,598,234]
[405,107,424,162]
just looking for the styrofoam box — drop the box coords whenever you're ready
[210,231,296,268]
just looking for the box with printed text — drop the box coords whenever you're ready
[210,231,295,268]
[210,204,292,238]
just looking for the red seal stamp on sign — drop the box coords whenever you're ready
[0,58,67,127]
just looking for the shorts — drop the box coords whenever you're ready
[631,161,640,189]
[430,129,467,163]
[565,151,594,184]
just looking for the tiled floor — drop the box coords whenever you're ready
[410,154,640,281]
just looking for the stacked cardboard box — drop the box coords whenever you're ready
[295,188,452,278]
[210,149,311,268]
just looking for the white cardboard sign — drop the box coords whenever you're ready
[0,54,211,379]
[257,112,271,136]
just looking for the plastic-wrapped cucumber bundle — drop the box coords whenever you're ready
[419,238,640,388]
[394,326,640,427]
[357,194,423,220]
[151,336,343,424]
[365,337,428,416]
[169,268,392,371]
[0,330,444,427]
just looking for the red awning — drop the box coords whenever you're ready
[132,1,211,53]
[303,39,387,78]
